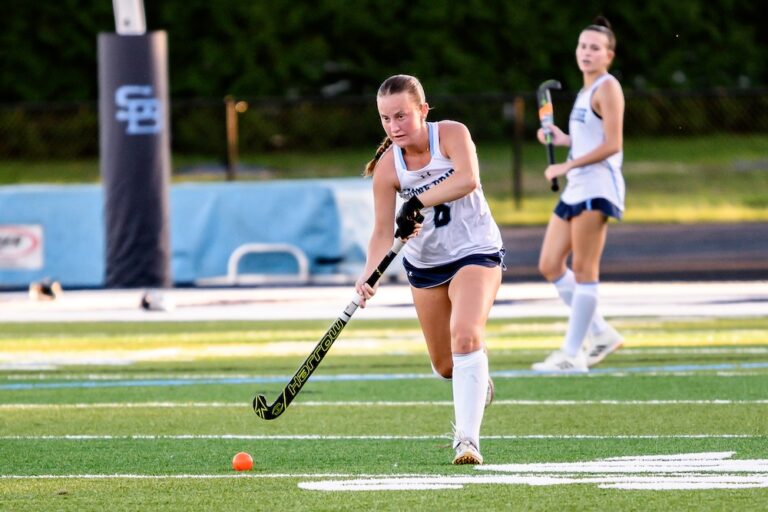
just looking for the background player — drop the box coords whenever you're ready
[532,16,626,372]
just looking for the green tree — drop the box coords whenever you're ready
[0,0,765,102]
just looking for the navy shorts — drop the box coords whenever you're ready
[403,250,505,289]
[554,198,623,221]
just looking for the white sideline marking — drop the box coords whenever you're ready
[1,399,767,410]
[2,282,767,323]
[0,402,246,409]
[4,453,768,491]
[0,473,406,480]
[300,452,768,491]
[7,470,764,491]
[1,434,761,441]
[619,347,768,355]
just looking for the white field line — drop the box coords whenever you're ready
[0,434,763,441]
[2,399,768,410]
[617,348,768,355]
[3,469,768,483]
[3,372,765,381]
[2,347,767,373]
[713,372,768,377]
[0,472,426,480]
[4,368,768,383]
[504,347,768,356]
[603,372,768,378]
[4,347,768,380]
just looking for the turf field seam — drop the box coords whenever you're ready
[4,348,767,379]
[2,362,768,390]
[1,399,767,409]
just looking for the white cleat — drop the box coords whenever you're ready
[532,349,588,373]
[453,438,483,465]
[586,325,624,367]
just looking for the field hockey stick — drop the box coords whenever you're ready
[537,79,562,192]
[252,234,407,420]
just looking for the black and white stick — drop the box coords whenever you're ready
[252,236,406,420]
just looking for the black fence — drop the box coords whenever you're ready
[1,88,767,160]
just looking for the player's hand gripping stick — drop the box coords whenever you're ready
[395,196,424,239]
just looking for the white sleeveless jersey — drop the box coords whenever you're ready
[563,73,625,210]
[393,122,503,267]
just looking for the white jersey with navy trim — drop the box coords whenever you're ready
[563,73,625,210]
[393,122,503,268]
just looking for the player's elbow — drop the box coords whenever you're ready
[457,174,479,195]
[603,140,622,157]
[603,132,622,154]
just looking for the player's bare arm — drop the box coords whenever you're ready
[415,121,479,207]
[356,152,400,305]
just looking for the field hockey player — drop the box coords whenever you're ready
[356,74,504,465]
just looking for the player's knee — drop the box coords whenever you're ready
[571,262,598,282]
[538,257,562,282]
[451,327,483,354]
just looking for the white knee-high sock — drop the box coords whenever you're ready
[553,269,576,305]
[561,282,599,357]
[452,349,488,448]
[553,269,609,336]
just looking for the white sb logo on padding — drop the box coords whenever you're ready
[115,85,163,135]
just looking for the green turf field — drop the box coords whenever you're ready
[1,317,767,510]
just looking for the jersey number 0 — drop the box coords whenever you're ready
[433,204,451,228]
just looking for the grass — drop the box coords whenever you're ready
[1,316,768,510]
[2,134,767,225]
